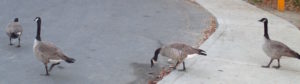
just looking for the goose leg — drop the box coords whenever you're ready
[272,59,281,69]
[178,61,186,71]
[9,37,13,45]
[49,62,60,72]
[41,64,49,76]
[262,58,274,68]
[16,37,21,47]
[171,61,180,70]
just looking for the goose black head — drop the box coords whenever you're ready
[197,49,207,56]
[259,18,268,23]
[34,17,41,22]
[14,18,18,22]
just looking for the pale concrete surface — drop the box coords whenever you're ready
[0,0,213,84]
[159,0,300,84]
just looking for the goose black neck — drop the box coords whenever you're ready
[152,48,161,61]
[264,21,270,40]
[36,20,41,41]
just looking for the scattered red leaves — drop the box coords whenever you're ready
[197,17,217,46]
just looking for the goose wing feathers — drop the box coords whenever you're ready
[6,22,22,33]
[269,40,298,57]
[169,43,198,55]
[38,42,65,59]
[161,43,197,61]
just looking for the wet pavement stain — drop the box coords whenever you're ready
[129,62,163,84]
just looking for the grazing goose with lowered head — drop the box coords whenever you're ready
[259,18,300,69]
[151,43,207,71]
[33,17,75,76]
[6,18,23,47]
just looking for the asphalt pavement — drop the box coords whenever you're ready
[0,0,212,84]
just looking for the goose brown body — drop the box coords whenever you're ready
[6,18,22,47]
[160,43,201,62]
[151,43,206,71]
[263,40,299,59]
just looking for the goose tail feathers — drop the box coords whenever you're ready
[60,55,75,63]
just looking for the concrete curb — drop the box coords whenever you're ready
[159,0,300,84]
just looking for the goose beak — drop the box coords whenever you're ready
[258,18,266,22]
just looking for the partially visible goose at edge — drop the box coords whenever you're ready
[151,43,207,71]
[259,18,300,69]
[33,17,75,76]
[6,18,23,47]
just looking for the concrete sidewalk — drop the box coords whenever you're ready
[159,0,300,84]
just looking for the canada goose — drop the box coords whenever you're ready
[150,43,207,71]
[6,18,23,47]
[33,17,75,76]
[259,18,300,69]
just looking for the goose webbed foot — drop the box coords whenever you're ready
[178,68,186,71]
[16,45,21,48]
[40,73,50,76]
[262,59,274,68]
[41,64,50,76]
[261,65,270,68]
[170,61,180,70]
[9,43,13,46]
[178,61,186,71]
[273,59,281,69]
[272,66,281,69]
